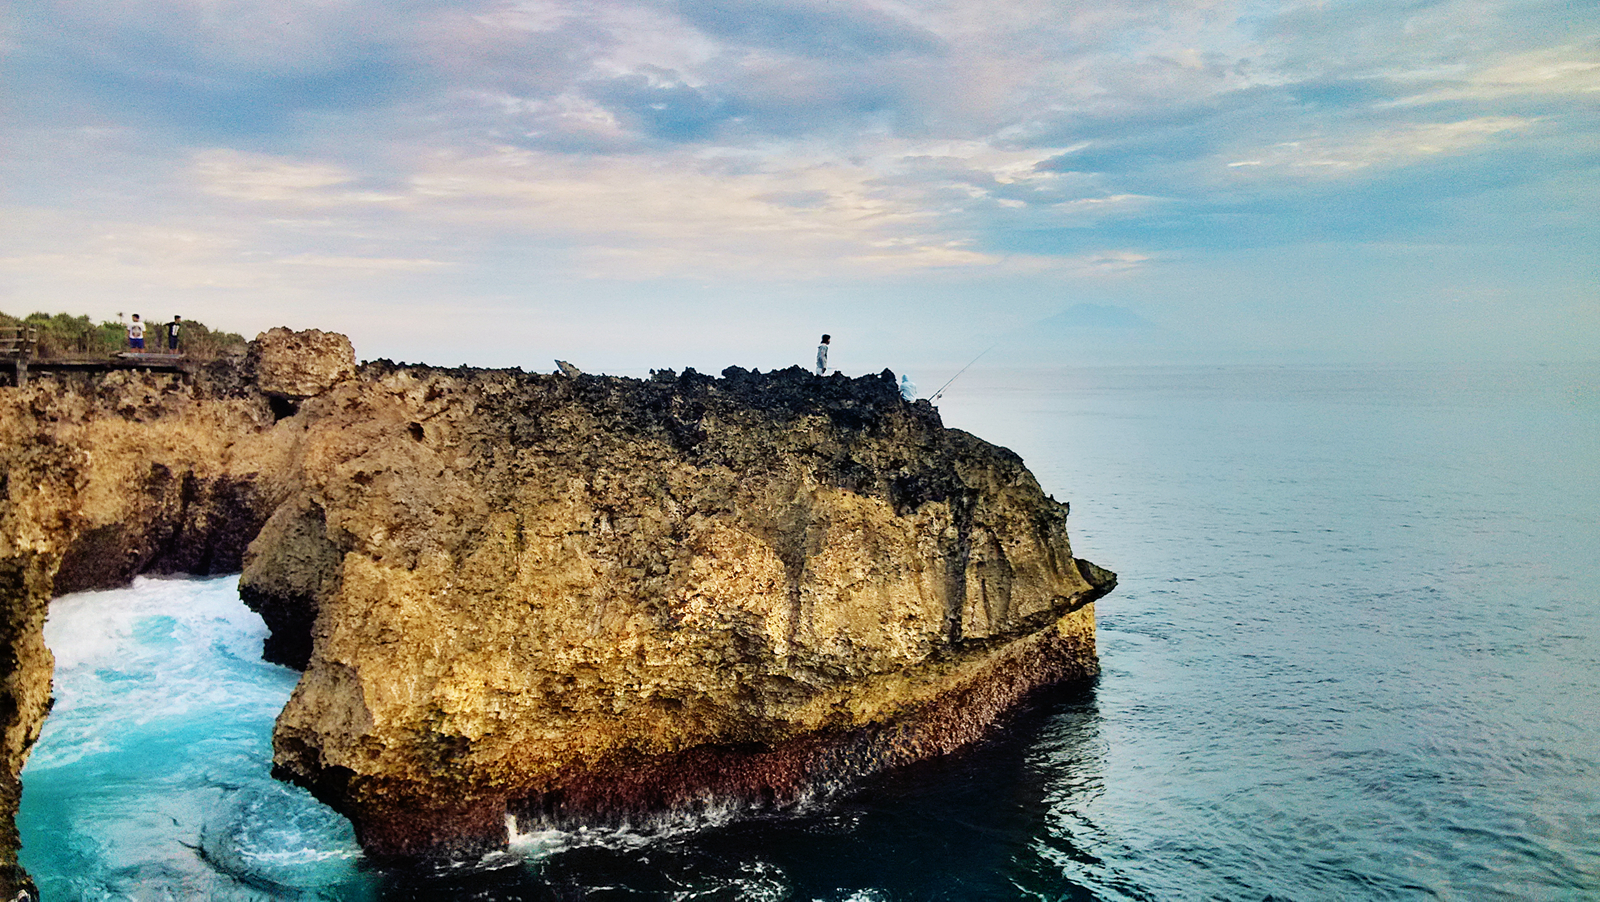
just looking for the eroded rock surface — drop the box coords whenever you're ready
[249,327,356,402]
[0,334,1114,879]
[260,363,1114,857]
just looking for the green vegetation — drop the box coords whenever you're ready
[0,310,247,360]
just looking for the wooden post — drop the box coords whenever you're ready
[3,327,36,386]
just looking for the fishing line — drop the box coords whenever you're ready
[929,342,999,402]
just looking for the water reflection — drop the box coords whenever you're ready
[1017,692,1149,902]
[375,684,1114,901]
[756,683,1110,901]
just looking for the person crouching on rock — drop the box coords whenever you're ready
[127,314,145,351]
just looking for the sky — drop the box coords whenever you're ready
[3,0,1596,376]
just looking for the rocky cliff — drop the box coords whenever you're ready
[0,349,291,897]
[0,330,1113,881]
[0,329,345,895]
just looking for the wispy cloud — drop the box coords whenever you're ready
[1222,116,1536,177]
[1381,46,1600,106]
[194,150,365,202]
[276,254,456,271]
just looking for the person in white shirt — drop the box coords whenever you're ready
[815,334,831,376]
[127,315,145,351]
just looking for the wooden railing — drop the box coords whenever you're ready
[0,326,37,360]
[2,326,38,386]
[3,325,195,387]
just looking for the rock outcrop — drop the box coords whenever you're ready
[249,327,357,402]
[0,332,1114,882]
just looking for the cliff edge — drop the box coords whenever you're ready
[0,340,306,896]
[0,330,1114,878]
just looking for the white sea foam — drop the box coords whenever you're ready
[45,574,266,669]
[506,794,760,860]
[28,576,296,773]
[20,575,367,899]
[199,782,364,890]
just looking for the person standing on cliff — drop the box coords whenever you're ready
[127,314,145,351]
[815,333,831,376]
[165,315,182,355]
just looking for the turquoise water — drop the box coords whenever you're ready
[19,363,1600,899]
[17,577,368,900]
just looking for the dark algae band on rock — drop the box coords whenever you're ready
[0,329,1114,875]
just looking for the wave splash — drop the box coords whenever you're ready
[18,576,369,899]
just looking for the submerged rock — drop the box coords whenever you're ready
[0,331,1114,875]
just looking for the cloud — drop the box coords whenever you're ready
[194,150,357,200]
[3,0,1597,366]
[1380,46,1600,107]
[1221,116,1537,178]
[276,254,456,272]
[668,0,946,59]
[1066,251,1153,276]
[397,140,1029,276]
[584,66,733,141]
[8,0,428,140]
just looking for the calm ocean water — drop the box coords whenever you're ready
[20,363,1600,900]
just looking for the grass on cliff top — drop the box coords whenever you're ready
[0,310,247,361]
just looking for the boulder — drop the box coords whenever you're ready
[250,327,356,400]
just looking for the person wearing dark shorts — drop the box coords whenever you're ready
[127,314,145,351]
[166,316,181,353]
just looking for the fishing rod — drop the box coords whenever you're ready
[929,342,998,402]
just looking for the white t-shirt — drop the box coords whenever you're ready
[128,321,145,340]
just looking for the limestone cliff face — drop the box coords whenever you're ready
[0,333,353,894]
[0,358,293,896]
[256,363,1114,857]
[0,331,1114,880]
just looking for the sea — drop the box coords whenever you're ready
[18,363,1600,901]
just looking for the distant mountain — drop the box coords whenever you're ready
[976,303,1169,366]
